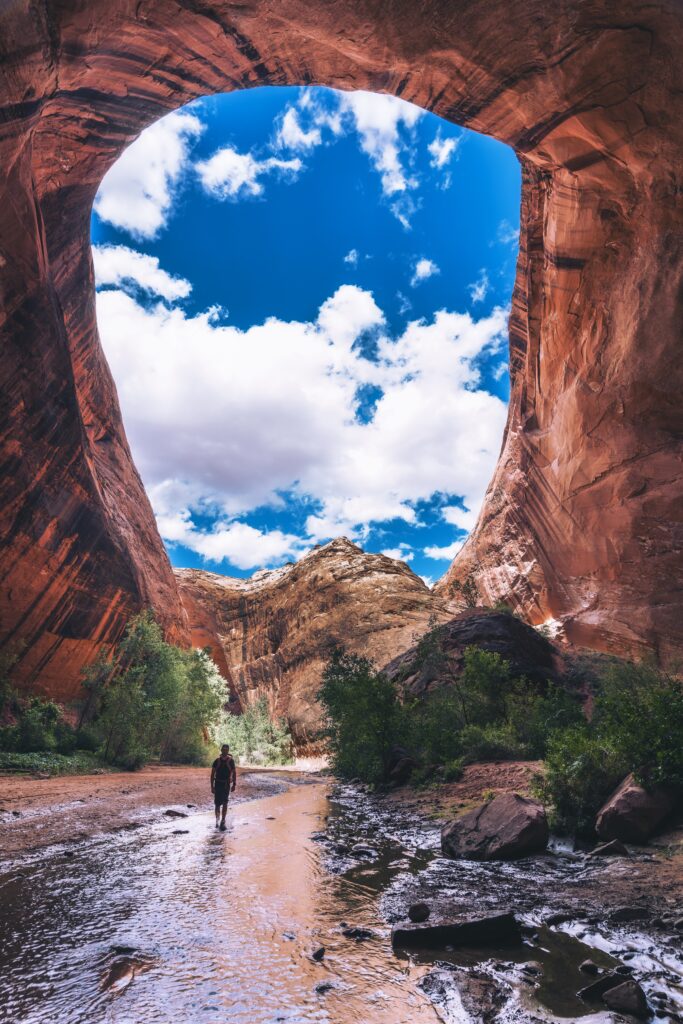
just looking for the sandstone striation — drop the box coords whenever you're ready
[1,0,682,702]
[176,538,448,748]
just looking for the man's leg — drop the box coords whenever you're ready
[219,799,228,829]
[215,802,221,827]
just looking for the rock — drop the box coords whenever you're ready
[342,927,374,941]
[163,810,188,819]
[596,774,677,844]
[588,839,629,857]
[350,843,376,858]
[578,973,624,1001]
[610,906,650,923]
[384,610,558,696]
[674,917,683,932]
[579,960,601,975]
[615,964,635,976]
[1,0,682,697]
[176,540,447,750]
[391,912,522,950]
[441,794,549,861]
[171,829,189,835]
[388,755,418,787]
[602,980,649,1018]
[408,903,431,923]
[315,982,333,995]
[311,946,325,962]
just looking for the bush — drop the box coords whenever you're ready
[218,697,294,766]
[593,660,683,787]
[318,649,405,785]
[533,726,627,836]
[443,758,464,782]
[459,722,527,763]
[90,614,226,769]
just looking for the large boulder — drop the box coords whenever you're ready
[595,774,677,844]
[441,793,549,861]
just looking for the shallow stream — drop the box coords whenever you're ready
[0,776,681,1023]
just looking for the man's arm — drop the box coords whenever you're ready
[210,763,216,793]
[230,757,237,791]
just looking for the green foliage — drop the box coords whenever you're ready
[0,750,107,776]
[457,722,527,763]
[318,649,406,784]
[593,660,683,787]
[218,697,294,766]
[532,726,627,836]
[533,662,683,835]
[451,574,479,608]
[90,613,225,769]
[443,758,465,782]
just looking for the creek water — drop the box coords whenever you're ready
[1,776,681,1024]
[0,780,439,1024]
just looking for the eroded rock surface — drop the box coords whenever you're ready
[0,0,682,701]
[176,538,448,747]
[441,793,549,861]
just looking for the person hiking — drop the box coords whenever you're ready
[211,744,236,831]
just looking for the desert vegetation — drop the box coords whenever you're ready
[0,614,292,773]
[318,625,683,837]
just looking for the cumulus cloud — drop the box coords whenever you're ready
[428,131,461,169]
[469,269,490,304]
[196,146,303,199]
[92,244,191,302]
[441,504,478,532]
[94,111,204,239]
[97,266,507,568]
[338,91,423,197]
[424,538,466,561]
[381,544,414,562]
[275,107,322,151]
[155,511,307,570]
[344,248,359,266]
[410,257,440,287]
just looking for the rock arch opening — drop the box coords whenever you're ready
[1,0,681,705]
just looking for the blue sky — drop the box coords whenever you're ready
[91,86,520,584]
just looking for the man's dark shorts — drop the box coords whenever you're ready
[214,783,230,808]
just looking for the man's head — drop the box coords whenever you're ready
[220,744,230,758]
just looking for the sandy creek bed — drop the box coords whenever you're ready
[0,767,681,1023]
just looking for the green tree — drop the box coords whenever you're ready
[318,649,404,784]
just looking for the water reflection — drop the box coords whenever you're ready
[0,783,439,1024]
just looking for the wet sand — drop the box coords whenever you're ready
[0,765,305,860]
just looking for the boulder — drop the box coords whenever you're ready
[602,980,649,1018]
[392,912,521,950]
[408,903,431,923]
[595,774,677,844]
[441,793,549,861]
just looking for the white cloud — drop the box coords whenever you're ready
[381,544,414,562]
[97,270,508,568]
[428,131,460,169]
[442,504,477,532]
[94,111,204,239]
[497,219,519,246]
[338,91,423,197]
[156,511,306,570]
[410,257,440,287]
[344,248,359,267]
[276,107,322,151]
[469,270,490,304]
[420,575,434,588]
[424,538,466,561]
[92,244,191,302]
[196,146,303,199]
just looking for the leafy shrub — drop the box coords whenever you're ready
[533,726,627,836]
[318,649,406,784]
[218,697,294,766]
[458,722,527,763]
[443,758,464,782]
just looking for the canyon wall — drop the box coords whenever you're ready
[1,0,682,702]
[176,538,448,747]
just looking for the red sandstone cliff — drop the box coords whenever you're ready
[0,0,682,701]
[176,538,449,747]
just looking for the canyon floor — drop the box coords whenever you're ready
[1,766,682,1022]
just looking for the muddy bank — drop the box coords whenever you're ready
[0,765,316,860]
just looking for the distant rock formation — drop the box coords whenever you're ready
[1,0,681,698]
[176,539,449,748]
